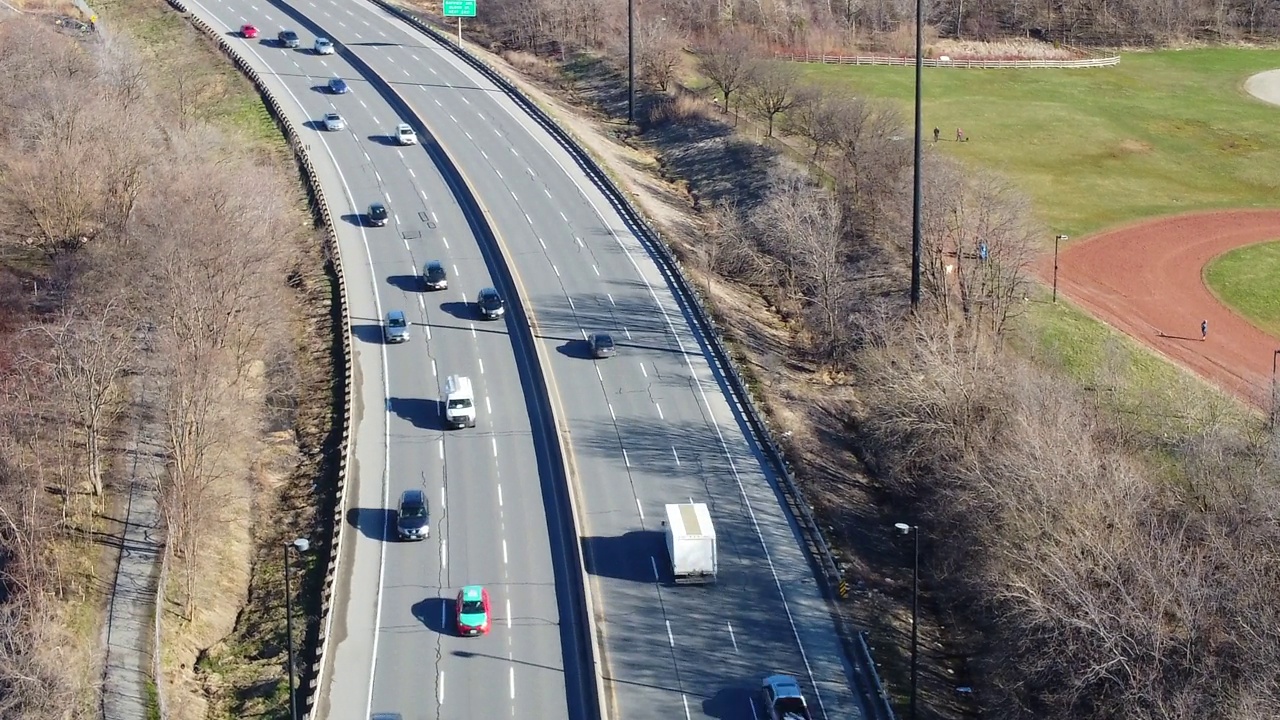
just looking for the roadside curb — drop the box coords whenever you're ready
[367,3,897,717]
[159,5,355,718]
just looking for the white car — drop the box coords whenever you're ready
[395,123,417,146]
[314,37,334,54]
[323,112,344,131]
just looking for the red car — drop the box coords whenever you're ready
[455,586,490,636]
[240,24,259,38]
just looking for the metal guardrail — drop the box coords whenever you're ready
[159,5,355,718]
[776,51,1121,68]
[372,4,898,718]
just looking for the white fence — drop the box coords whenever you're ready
[777,52,1121,68]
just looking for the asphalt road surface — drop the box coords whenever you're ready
[186,0,868,717]
[174,3,586,719]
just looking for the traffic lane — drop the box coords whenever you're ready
[560,357,818,717]
[332,10,861,718]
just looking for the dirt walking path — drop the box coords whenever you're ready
[1036,209,1280,408]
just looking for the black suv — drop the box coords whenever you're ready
[277,30,300,48]
[396,489,429,541]
[368,202,389,227]
[476,287,505,320]
[422,261,448,291]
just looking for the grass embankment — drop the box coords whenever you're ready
[796,49,1280,239]
[1204,240,1280,338]
[90,1,335,718]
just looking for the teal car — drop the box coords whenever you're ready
[456,585,490,636]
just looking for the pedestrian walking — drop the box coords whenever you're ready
[933,127,940,143]
[978,242,988,261]
[956,127,965,142]
[1201,320,1208,341]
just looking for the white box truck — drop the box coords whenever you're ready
[443,375,476,429]
[664,502,717,583]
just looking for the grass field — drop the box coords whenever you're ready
[795,50,1280,239]
[1204,240,1280,337]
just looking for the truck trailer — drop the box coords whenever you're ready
[663,502,717,583]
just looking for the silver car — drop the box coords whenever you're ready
[383,310,410,343]
[314,37,334,54]
[323,112,345,131]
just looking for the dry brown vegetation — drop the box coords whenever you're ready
[0,13,333,720]
[474,0,1280,55]
[414,4,1280,717]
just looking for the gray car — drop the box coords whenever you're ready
[476,287,505,320]
[277,29,300,48]
[383,310,409,343]
[422,261,447,290]
[587,332,616,358]
[396,489,429,540]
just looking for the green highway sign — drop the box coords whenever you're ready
[443,0,476,16]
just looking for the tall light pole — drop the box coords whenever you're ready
[284,538,310,720]
[909,0,924,309]
[895,523,919,720]
[1271,350,1280,429]
[627,0,635,124]
[1052,234,1068,303]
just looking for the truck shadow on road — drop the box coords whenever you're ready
[387,397,447,430]
[580,531,668,583]
[702,687,755,719]
[346,507,394,541]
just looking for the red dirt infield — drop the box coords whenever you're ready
[1035,209,1280,408]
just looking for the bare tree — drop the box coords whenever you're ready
[752,170,849,353]
[785,84,845,165]
[21,301,137,498]
[699,30,758,113]
[633,15,683,91]
[743,63,798,137]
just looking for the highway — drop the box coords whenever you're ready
[184,0,867,718]
[174,3,587,718]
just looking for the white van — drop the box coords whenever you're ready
[443,375,476,429]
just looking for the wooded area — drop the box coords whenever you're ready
[0,16,306,717]
[481,0,1280,56]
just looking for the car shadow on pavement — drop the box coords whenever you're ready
[351,323,384,345]
[309,84,332,94]
[387,397,446,430]
[346,507,395,541]
[412,596,454,635]
[438,301,473,320]
[301,119,330,132]
[339,213,366,227]
[581,531,668,583]
[367,135,402,146]
[555,339,593,360]
[703,687,755,720]
[386,274,421,292]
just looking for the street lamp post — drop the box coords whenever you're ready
[895,523,919,720]
[627,0,635,124]
[909,0,923,309]
[1271,350,1280,429]
[1053,234,1068,303]
[284,538,310,720]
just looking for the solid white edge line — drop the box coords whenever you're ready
[186,14,397,717]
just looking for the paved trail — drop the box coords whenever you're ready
[100,368,168,720]
[1245,69,1280,107]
